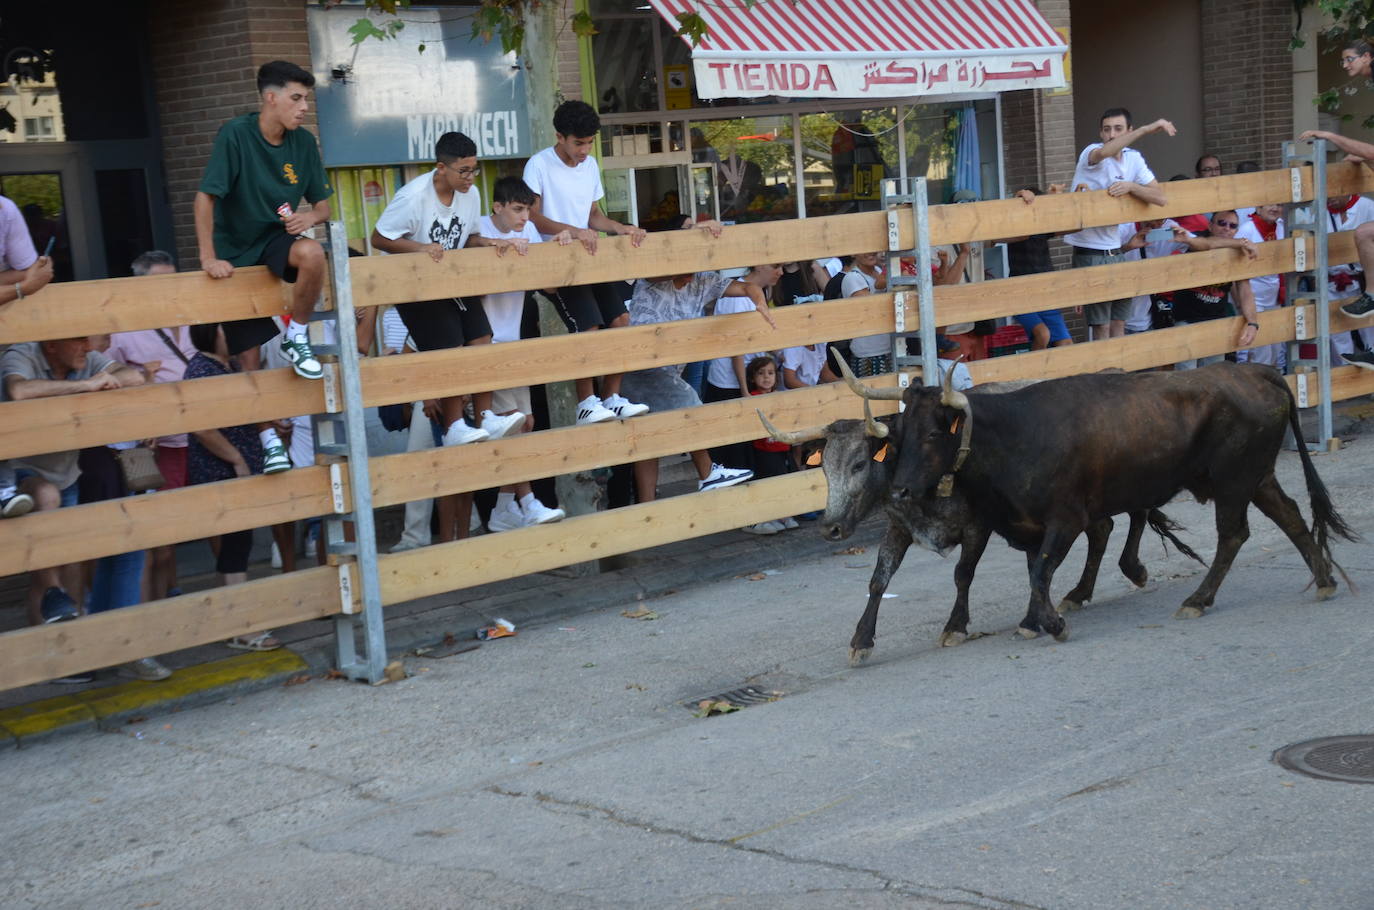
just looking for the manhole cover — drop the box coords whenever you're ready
[1273,735,1374,784]
[682,686,781,712]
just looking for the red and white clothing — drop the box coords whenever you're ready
[1327,195,1374,358]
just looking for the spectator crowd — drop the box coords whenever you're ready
[5,48,1374,685]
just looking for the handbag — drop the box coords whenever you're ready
[379,402,411,432]
[114,446,166,493]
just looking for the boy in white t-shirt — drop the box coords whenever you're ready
[476,177,570,532]
[1063,107,1176,341]
[523,100,650,426]
[371,131,524,447]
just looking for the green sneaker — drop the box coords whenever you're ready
[280,333,323,380]
[262,442,292,474]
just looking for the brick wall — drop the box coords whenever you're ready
[1200,0,1294,170]
[147,0,314,269]
[556,0,584,102]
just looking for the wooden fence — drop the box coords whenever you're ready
[2,163,1373,691]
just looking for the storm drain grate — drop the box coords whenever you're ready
[682,686,782,712]
[1273,735,1374,784]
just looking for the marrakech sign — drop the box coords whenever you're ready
[693,54,1065,100]
[307,7,532,167]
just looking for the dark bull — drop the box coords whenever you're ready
[885,361,1357,643]
[758,363,1201,665]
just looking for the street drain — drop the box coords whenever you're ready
[682,686,781,712]
[1273,735,1374,784]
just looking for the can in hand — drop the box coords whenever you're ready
[276,203,294,221]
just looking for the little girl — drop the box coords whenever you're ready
[743,356,797,534]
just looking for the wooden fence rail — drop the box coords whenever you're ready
[3,163,1373,691]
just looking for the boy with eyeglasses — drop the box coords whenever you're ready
[371,131,525,446]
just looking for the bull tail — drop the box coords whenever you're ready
[1280,381,1360,551]
[1146,509,1207,566]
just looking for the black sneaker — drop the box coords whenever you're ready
[1341,351,1374,371]
[1339,293,1374,319]
[40,587,79,624]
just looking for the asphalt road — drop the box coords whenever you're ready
[4,436,1373,910]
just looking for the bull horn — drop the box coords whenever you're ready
[939,354,970,411]
[756,408,826,445]
[832,347,904,400]
[863,399,889,438]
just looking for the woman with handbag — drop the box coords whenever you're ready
[185,322,279,652]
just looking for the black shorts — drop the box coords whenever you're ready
[396,297,492,351]
[259,231,301,283]
[551,282,628,332]
[222,232,302,355]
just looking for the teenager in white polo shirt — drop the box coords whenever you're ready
[1064,107,1176,341]
[523,100,650,425]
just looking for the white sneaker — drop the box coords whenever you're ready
[442,420,490,446]
[780,516,800,530]
[469,509,483,533]
[699,463,754,491]
[487,501,525,533]
[480,409,525,439]
[576,395,617,425]
[741,522,779,535]
[522,498,566,525]
[270,541,282,569]
[603,393,650,419]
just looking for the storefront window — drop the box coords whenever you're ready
[902,99,998,204]
[590,12,658,115]
[689,116,796,223]
[795,108,898,218]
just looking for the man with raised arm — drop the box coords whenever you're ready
[194,60,334,473]
[1301,38,1374,333]
[1063,107,1177,341]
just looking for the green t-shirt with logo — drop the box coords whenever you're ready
[199,113,333,267]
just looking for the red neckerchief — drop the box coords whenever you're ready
[1249,212,1278,242]
[1327,194,1359,216]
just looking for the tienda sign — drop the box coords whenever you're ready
[693,55,1064,100]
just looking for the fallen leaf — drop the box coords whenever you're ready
[621,607,659,620]
[625,682,646,691]
[284,674,311,687]
[382,660,407,683]
[127,716,147,725]
[442,632,456,646]
[694,699,742,718]
[324,669,347,680]
[582,662,597,668]
[835,546,866,555]
[746,572,767,581]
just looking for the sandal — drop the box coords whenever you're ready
[226,631,282,652]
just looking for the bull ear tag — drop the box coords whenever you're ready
[872,443,890,462]
[805,450,823,466]
[949,415,963,435]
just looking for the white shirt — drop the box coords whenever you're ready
[1126,221,1183,332]
[781,344,826,387]
[477,215,543,343]
[373,170,481,252]
[381,307,411,353]
[842,268,890,357]
[706,296,764,389]
[522,146,604,238]
[1325,197,1374,298]
[1234,214,1287,309]
[1063,144,1157,250]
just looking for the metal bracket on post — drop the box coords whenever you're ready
[893,291,907,333]
[313,220,388,684]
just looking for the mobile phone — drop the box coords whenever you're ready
[42,235,55,257]
[1144,227,1174,243]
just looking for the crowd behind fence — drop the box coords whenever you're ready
[2,163,1373,690]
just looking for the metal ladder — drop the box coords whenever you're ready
[307,221,389,684]
[882,176,938,391]
[1282,138,1333,448]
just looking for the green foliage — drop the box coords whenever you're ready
[347,16,404,46]
[1293,1,1374,119]
[570,9,598,38]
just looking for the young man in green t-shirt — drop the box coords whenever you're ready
[194,60,333,471]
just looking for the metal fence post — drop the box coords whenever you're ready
[314,222,388,683]
[885,176,936,390]
[1282,138,1332,447]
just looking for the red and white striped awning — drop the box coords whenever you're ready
[646,0,1067,100]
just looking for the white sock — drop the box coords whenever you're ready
[496,492,516,511]
[286,319,309,343]
[518,492,536,509]
[259,429,281,450]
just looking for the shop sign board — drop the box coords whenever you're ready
[307,7,532,166]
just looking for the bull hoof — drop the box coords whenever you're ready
[1174,605,1205,620]
[1125,567,1148,588]
[1015,626,1039,640]
[1056,598,1083,614]
[848,647,872,666]
[938,630,967,648]
[1317,584,1337,601]
[1052,624,1070,643]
